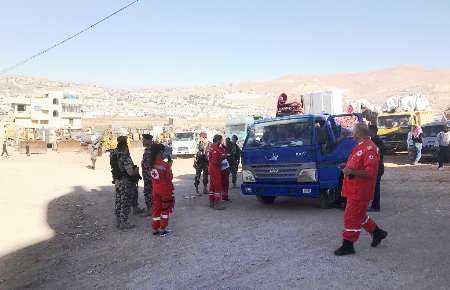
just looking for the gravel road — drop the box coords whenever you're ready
[0,150,449,290]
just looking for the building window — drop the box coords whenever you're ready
[69,118,74,126]
[17,104,26,112]
[32,120,39,124]
[40,120,49,124]
[53,98,59,105]
[53,110,59,117]
[42,110,49,114]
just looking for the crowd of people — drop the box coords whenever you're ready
[108,132,241,236]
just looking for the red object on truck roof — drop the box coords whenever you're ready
[276,93,304,117]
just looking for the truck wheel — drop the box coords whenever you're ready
[257,196,276,204]
[319,189,337,209]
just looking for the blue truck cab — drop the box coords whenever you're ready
[241,113,361,207]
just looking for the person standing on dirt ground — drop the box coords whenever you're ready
[229,135,241,188]
[25,143,30,156]
[221,138,232,201]
[130,164,144,215]
[334,123,388,256]
[1,140,9,157]
[436,124,450,170]
[407,125,423,165]
[114,136,140,229]
[368,125,384,212]
[193,132,210,196]
[208,135,227,210]
[141,134,154,216]
[149,143,175,237]
[90,142,98,170]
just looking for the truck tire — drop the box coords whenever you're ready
[256,196,276,204]
[319,189,338,209]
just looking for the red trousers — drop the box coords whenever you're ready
[209,169,224,201]
[343,199,377,242]
[152,191,173,231]
[221,169,230,200]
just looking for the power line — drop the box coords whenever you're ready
[0,0,141,74]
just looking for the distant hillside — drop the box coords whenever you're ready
[234,65,450,111]
[1,65,449,120]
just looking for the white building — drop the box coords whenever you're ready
[10,92,82,129]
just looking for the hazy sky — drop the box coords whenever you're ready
[1,0,449,87]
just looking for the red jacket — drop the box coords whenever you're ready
[342,139,380,201]
[208,143,226,175]
[150,157,174,194]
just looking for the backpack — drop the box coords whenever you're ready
[110,150,123,181]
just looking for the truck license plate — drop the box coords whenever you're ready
[303,189,312,194]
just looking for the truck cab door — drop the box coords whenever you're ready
[316,114,361,189]
[316,120,341,188]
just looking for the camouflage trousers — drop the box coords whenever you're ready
[130,181,139,208]
[143,176,152,209]
[230,162,239,185]
[114,178,134,223]
[194,164,208,187]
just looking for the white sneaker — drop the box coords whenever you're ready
[438,167,444,171]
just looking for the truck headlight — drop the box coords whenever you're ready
[297,168,317,183]
[242,170,256,183]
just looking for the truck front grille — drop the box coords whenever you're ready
[250,164,299,179]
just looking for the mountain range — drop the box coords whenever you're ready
[1,65,449,120]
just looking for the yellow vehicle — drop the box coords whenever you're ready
[100,128,133,151]
[377,111,434,152]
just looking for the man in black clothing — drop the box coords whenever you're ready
[2,140,9,157]
[368,125,384,212]
[228,135,242,188]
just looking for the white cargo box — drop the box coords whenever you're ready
[303,90,344,115]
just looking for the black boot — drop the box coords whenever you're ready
[195,185,200,195]
[334,240,355,256]
[371,227,388,247]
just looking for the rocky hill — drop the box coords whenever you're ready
[1,65,449,120]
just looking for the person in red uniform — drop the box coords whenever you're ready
[149,143,175,237]
[335,123,388,256]
[208,135,227,210]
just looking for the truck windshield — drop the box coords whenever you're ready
[246,119,312,148]
[175,132,194,141]
[378,115,410,128]
[227,124,246,132]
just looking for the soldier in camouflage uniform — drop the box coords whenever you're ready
[112,136,140,229]
[229,135,242,188]
[141,134,153,216]
[194,132,210,195]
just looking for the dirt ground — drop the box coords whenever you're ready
[0,147,449,290]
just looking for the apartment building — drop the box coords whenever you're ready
[10,92,82,129]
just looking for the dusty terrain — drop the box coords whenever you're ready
[0,147,450,290]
